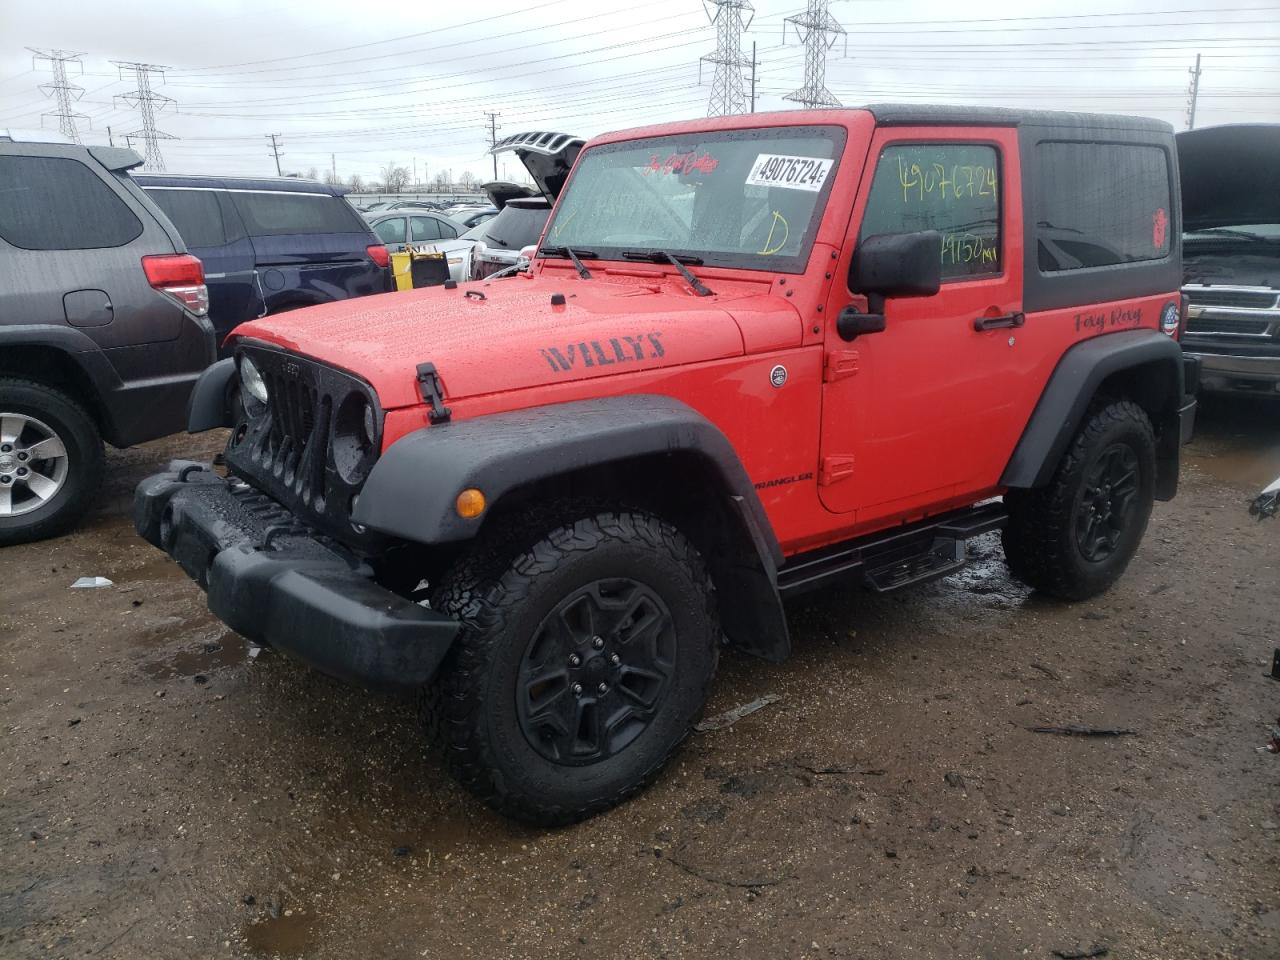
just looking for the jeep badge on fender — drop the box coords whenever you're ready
[135,109,1197,825]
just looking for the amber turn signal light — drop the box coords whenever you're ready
[455,488,486,519]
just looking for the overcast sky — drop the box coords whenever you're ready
[1,0,1276,187]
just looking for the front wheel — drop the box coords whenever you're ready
[423,509,719,825]
[1003,398,1156,600]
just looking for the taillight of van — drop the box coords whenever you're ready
[142,254,209,317]
[366,244,390,269]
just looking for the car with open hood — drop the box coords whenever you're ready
[136,105,1196,825]
[1178,124,1280,396]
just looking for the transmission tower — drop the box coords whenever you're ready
[28,49,88,143]
[783,0,846,110]
[701,0,754,118]
[112,61,177,172]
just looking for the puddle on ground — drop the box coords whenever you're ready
[1187,396,1280,490]
[140,630,247,680]
[243,911,319,957]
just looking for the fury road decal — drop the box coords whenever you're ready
[540,332,666,373]
[755,472,814,490]
[1074,305,1143,335]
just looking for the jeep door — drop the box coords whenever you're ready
[818,127,1027,522]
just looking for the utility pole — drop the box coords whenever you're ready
[266,134,283,176]
[112,61,176,171]
[106,126,114,147]
[750,41,758,113]
[701,0,754,118]
[331,152,336,183]
[1186,53,1202,130]
[484,112,501,179]
[784,0,846,110]
[28,48,88,144]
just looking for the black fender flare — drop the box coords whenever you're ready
[186,358,236,432]
[0,325,127,439]
[353,394,792,662]
[1001,329,1186,497]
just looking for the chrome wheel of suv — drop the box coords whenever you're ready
[0,413,69,517]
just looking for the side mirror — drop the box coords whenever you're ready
[838,230,943,342]
[849,230,943,310]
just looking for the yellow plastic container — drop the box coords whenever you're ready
[391,251,414,291]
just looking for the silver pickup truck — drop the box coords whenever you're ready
[1179,125,1280,396]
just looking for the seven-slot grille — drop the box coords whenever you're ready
[226,345,381,542]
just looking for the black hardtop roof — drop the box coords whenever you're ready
[863,103,1173,135]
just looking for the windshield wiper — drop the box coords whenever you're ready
[486,234,509,248]
[540,244,594,279]
[1187,227,1274,242]
[620,249,713,297]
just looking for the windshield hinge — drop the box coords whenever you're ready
[415,362,452,424]
[824,350,860,382]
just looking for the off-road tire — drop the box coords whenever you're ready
[0,379,104,547]
[421,508,719,826]
[1002,398,1156,600]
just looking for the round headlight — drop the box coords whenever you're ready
[362,401,378,445]
[239,357,269,405]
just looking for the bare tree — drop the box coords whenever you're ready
[305,166,319,181]
[458,170,478,189]
[380,161,410,193]
[348,173,365,192]
[323,168,341,186]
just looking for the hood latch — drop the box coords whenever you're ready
[415,362,452,425]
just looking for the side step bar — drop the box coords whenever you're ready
[776,501,1008,597]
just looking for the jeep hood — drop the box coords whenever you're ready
[1178,124,1280,230]
[230,275,784,409]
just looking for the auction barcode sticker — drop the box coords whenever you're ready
[745,154,834,192]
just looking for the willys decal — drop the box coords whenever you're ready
[540,332,666,373]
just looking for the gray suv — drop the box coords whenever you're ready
[0,133,216,545]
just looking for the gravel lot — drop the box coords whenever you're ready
[2,395,1277,960]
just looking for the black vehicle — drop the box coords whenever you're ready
[0,134,215,545]
[135,174,392,355]
[1178,125,1280,396]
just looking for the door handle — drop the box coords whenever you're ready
[973,311,1024,332]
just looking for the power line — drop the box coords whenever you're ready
[111,61,176,171]
[27,48,88,143]
[784,0,846,109]
[701,1,754,117]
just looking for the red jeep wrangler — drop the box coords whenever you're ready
[136,107,1198,824]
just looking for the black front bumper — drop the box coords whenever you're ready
[134,463,460,692]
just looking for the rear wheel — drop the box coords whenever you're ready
[0,379,104,546]
[1003,398,1156,600]
[422,508,719,825]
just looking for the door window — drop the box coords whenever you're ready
[230,190,368,236]
[410,216,442,242]
[0,155,143,250]
[859,143,1001,280]
[373,217,406,245]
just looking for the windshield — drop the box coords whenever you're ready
[461,203,549,248]
[543,125,845,273]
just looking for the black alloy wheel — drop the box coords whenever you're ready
[1074,442,1141,562]
[516,578,676,765]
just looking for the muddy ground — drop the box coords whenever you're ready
[2,395,1278,960]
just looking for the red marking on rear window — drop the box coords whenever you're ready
[1153,207,1168,249]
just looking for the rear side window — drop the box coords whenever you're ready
[1035,142,1172,272]
[230,190,366,237]
[0,155,143,250]
[859,143,1001,280]
[145,188,228,248]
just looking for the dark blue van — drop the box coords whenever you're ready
[134,174,391,353]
